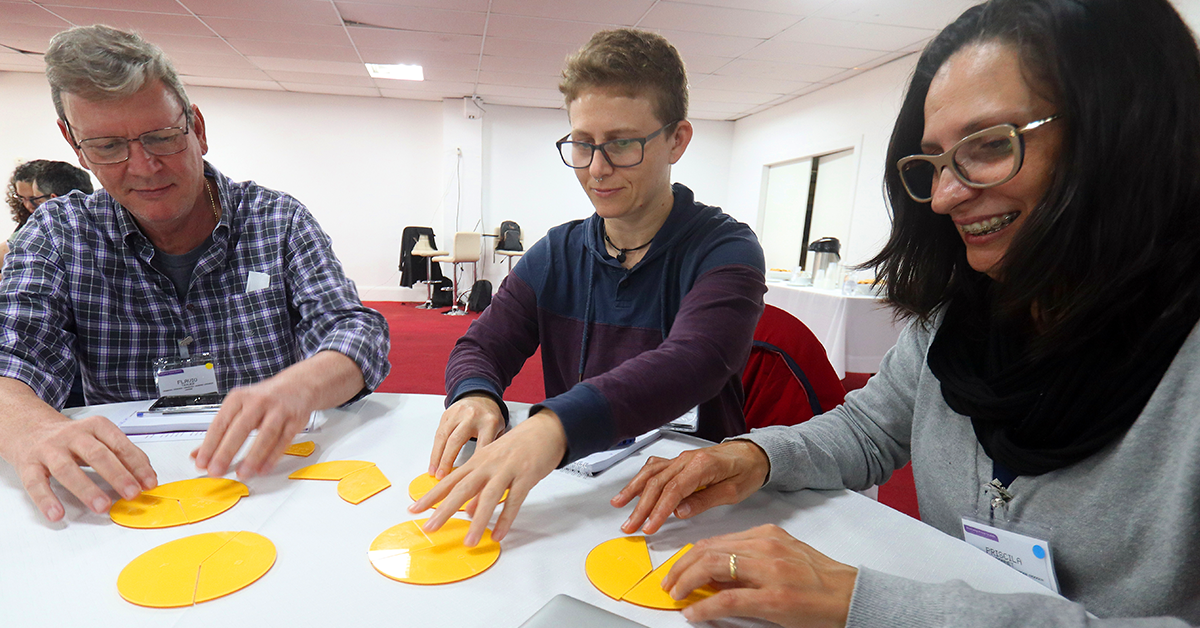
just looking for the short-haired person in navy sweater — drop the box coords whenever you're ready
[411,28,766,546]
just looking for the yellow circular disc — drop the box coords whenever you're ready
[408,470,507,512]
[110,478,249,529]
[369,518,500,585]
[585,536,716,610]
[117,531,276,608]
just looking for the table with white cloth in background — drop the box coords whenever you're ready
[765,282,905,377]
[0,393,1056,627]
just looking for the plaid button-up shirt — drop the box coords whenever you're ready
[0,162,389,407]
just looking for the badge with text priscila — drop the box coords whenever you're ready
[961,517,1060,593]
[154,353,219,397]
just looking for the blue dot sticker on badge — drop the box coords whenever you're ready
[1032,544,1046,559]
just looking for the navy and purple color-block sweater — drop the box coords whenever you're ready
[445,183,766,464]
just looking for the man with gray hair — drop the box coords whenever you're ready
[0,24,390,523]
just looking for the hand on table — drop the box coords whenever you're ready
[428,394,506,479]
[612,439,770,534]
[12,414,156,522]
[191,379,313,480]
[663,524,857,627]
[409,409,566,547]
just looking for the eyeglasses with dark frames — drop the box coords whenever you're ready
[12,193,51,207]
[896,114,1060,203]
[556,120,681,169]
[65,110,191,166]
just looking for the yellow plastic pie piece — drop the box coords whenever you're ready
[586,536,655,600]
[284,441,316,457]
[288,460,375,480]
[110,478,249,529]
[117,531,276,608]
[585,537,717,610]
[408,470,508,511]
[338,464,392,504]
[622,544,716,610]
[369,518,501,585]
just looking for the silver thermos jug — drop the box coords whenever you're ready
[805,237,841,276]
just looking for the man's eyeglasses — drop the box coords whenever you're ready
[556,120,681,169]
[896,114,1060,203]
[12,193,51,207]
[66,111,191,165]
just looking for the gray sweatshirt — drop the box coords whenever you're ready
[740,312,1200,627]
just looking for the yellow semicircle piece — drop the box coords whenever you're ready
[284,441,316,457]
[408,470,508,511]
[369,518,501,585]
[118,531,238,608]
[194,532,276,604]
[585,536,654,601]
[289,460,375,480]
[338,465,392,504]
[110,478,248,528]
[621,544,717,610]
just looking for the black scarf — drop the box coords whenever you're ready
[926,277,1199,476]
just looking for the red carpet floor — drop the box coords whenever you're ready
[365,301,919,520]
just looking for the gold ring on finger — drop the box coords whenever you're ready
[729,553,738,581]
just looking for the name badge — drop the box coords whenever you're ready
[154,354,220,397]
[961,517,1060,593]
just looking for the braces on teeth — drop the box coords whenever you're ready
[962,212,1017,236]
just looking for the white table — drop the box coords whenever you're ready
[0,394,1054,627]
[764,283,904,377]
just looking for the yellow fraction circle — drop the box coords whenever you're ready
[110,478,249,529]
[338,464,392,504]
[407,470,508,512]
[369,518,500,585]
[284,441,316,457]
[585,536,716,610]
[117,531,276,608]
[289,460,374,480]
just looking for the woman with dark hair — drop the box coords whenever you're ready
[610,0,1200,625]
[2,160,50,272]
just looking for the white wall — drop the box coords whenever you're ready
[0,70,735,300]
[727,57,918,267]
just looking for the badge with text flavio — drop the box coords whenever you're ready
[154,354,219,397]
[961,517,1059,593]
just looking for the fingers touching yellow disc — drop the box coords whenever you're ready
[284,441,316,457]
[369,518,501,585]
[408,470,508,511]
[289,460,374,480]
[110,478,249,529]
[585,537,716,610]
[117,531,276,608]
[339,465,392,504]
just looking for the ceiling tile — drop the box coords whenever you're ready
[484,14,610,45]
[43,0,188,12]
[815,0,979,30]
[246,55,369,76]
[382,79,475,94]
[482,37,577,61]
[474,83,562,101]
[229,39,362,63]
[175,64,273,80]
[689,87,784,106]
[168,50,258,69]
[489,0,653,25]
[357,48,479,70]
[479,53,564,75]
[475,71,561,90]
[44,7,210,37]
[156,34,241,55]
[742,39,887,69]
[692,72,808,95]
[417,67,479,83]
[264,70,376,87]
[336,3,488,36]
[203,19,353,46]
[280,82,381,97]
[0,24,65,51]
[180,0,342,25]
[644,28,763,59]
[348,26,480,52]
[680,53,733,75]
[183,76,284,90]
[477,94,564,109]
[377,88,442,101]
[638,2,803,39]
[338,0,490,11]
[665,0,828,16]
[775,17,935,51]
[714,58,844,83]
[4,2,72,27]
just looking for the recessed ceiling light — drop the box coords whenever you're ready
[366,63,423,81]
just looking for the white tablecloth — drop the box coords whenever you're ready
[764,283,904,377]
[0,394,1054,627]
